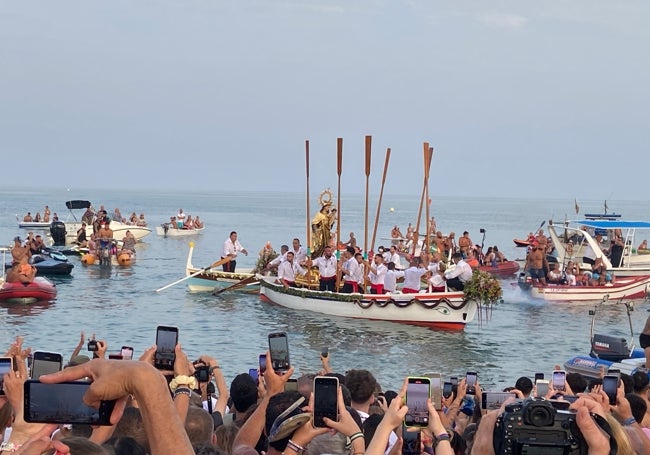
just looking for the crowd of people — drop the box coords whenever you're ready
[2,331,649,455]
[21,206,56,224]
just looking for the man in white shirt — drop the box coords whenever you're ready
[368,254,387,294]
[353,252,366,292]
[221,231,248,272]
[388,246,402,269]
[291,238,308,264]
[263,245,289,273]
[444,252,473,291]
[384,262,405,293]
[340,247,360,293]
[276,252,305,288]
[310,246,338,291]
[402,259,427,293]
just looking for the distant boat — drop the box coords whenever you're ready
[156,223,206,237]
[0,277,57,304]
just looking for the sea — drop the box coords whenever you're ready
[1,188,650,392]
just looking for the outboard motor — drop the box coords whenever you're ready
[590,334,631,361]
[50,221,67,246]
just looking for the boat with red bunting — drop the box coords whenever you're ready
[258,276,478,330]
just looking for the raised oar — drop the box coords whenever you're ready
[370,147,391,252]
[335,138,343,291]
[154,256,231,292]
[212,275,259,295]
[305,139,312,287]
[364,135,372,256]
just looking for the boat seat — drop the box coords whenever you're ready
[590,334,632,361]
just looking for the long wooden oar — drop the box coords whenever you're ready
[154,256,231,292]
[423,146,433,254]
[412,143,432,256]
[212,275,258,295]
[305,140,312,287]
[370,147,391,252]
[335,138,343,291]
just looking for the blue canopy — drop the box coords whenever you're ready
[576,220,650,229]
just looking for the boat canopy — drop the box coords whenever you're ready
[576,220,650,230]
[65,200,91,210]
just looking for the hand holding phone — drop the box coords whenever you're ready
[313,376,338,427]
[552,370,566,392]
[259,354,267,375]
[536,379,550,398]
[465,371,477,395]
[603,374,619,405]
[31,351,63,379]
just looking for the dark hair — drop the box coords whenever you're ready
[184,407,215,445]
[60,437,108,455]
[566,373,587,394]
[452,252,462,260]
[344,369,378,404]
[106,436,147,455]
[632,371,649,393]
[621,373,634,395]
[346,246,355,255]
[230,373,258,412]
[514,377,533,396]
[230,231,237,236]
[626,393,647,424]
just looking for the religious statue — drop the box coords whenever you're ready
[311,189,336,258]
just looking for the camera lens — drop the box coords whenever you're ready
[524,402,555,427]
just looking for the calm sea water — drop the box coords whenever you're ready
[1,188,649,391]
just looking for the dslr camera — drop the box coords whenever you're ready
[193,361,211,383]
[493,398,587,455]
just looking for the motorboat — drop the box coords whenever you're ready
[477,261,520,278]
[185,243,258,293]
[564,298,647,380]
[157,223,206,237]
[0,277,58,304]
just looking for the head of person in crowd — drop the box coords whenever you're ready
[632,370,649,395]
[264,391,310,453]
[344,369,378,413]
[230,373,258,414]
[566,372,587,394]
[185,406,216,448]
[514,376,533,397]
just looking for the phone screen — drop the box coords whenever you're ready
[259,354,267,374]
[154,326,178,370]
[466,371,477,395]
[552,370,566,391]
[0,357,13,395]
[424,373,442,411]
[603,375,619,405]
[534,373,545,381]
[313,376,339,427]
[404,377,430,427]
[536,380,550,398]
[31,352,63,379]
[268,332,290,373]
[450,376,458,386]
[402,425,421,455]
[443,382,453,399]
[24,380,116,425]
[120,346,134,360]
[481,391,516,411]
[248,368,259,382]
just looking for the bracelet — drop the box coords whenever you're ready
[0,442,22,452]
[173,387,192,399]
[623,417,636,426]
[423,447,434,455]
[169,375,198,391]
[287,439,306,454]
[349,432,364,443]
[434,432,450,447]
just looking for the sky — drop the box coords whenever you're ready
[1,1,648,199]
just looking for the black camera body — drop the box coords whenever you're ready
[193,363,211,383]
[87,340,98,352]
[493,398,586,455]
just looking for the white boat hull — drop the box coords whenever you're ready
[527,275,650,303]
[259,277,477,330]
[185,243,257,293]
[64,221,151,245]
[157,225,205,237]
[18,221,51,229]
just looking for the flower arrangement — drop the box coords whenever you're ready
[252,243,279,274]
[463,269,503,306]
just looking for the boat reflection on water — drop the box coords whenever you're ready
[0,300,54,319]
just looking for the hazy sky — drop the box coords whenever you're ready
[1,1,648,199]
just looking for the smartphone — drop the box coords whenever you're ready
[481,391,516,411]
[259,354,267,375]
[321,347,329,358]
[284,378,298,392]
[313,376,339,427]
[536,379,550,398]
[424,372,442,411]
[443,381,453,399]
[603,374,619,405]
[552,370,566,392]
[120,346,134,361]
[534,373,545,381]
[404,377,430,427]
[607,368,620,375]
[87,340,98,352]
[402,424,421,455]
[248,368,259,382]
[108,354,123,360]
[268,332,290,373]
[466,371,477,395]
[154,326,178,370]
[24,380,116,425]
[450,376,458,386]
[0,357,13,396]
[31,351,63,379]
